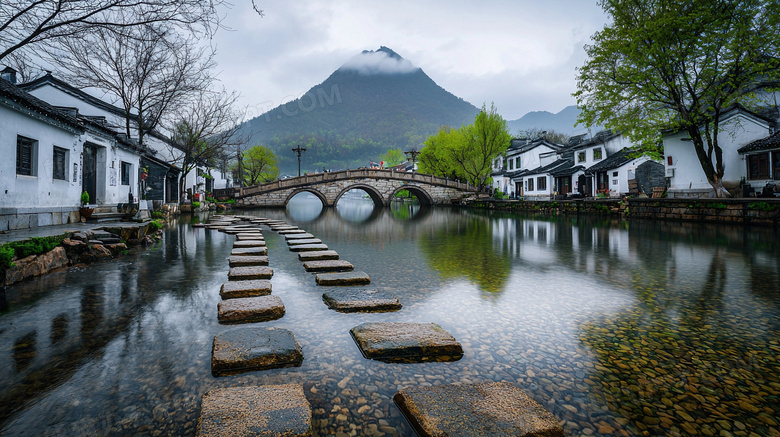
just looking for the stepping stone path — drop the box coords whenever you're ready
[235,233,264,240]
[197,385,312,437]
[322,288,401,313]
[298,250,339,261]
[228,256,269,267]
[228,266,273,281]
[394,382,564,437]
[285,233,315,240]
[290,244,329,252]
[231,247,268,256]
[303,260,354,272]
[287,238,323,246]
[220,280,272,299]
[350,322,463,362]
[316,271,370,286]
[193,223,206,228]
[279,229,307,235]
[211,327,303,376]
[233,240,266,248]
[218,295,285,324]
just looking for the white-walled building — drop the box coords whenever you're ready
[663,106,773,198]
[491,138,563,197]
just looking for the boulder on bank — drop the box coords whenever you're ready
[220,280,272,299]
[394,382,563,437]
[197,384,312,437]
[3,246,69,286]
[322,288,401,312]
[217,295,285,324]
[315,271,370,286]
[211,327,303,376]
[350,322,462,362]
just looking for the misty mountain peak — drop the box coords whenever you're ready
[340,46,419,75]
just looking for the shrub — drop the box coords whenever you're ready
[749,202,777,211]
[150,211,165,220]
[224,198,235,204]
[148,219,165,232]
[494,191,507,200]
[80,191,90,205]
[0,235,66,272]
[192,201,201,208]
[0,245,14,270]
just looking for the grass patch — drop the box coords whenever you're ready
[0,235,66,273]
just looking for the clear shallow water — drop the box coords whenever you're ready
[1,197,779,436]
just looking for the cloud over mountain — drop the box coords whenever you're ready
[340,47,419,75]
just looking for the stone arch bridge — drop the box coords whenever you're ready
[236,169,477,208]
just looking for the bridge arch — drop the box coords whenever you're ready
[334,184,385,207]
[389,185,434,206]
[285,188,328,207]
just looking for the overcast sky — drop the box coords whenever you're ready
[211,1,609,121]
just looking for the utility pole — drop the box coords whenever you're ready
[292,145,307,177]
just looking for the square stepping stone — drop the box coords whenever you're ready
[197,385,312,437]
[235,233,264,240]
[290,244,329,252]
[211,327,303,376]
[298,250,339,261]
[220,280,272,299]
[285,233,315,240]
[303,260,354,273]
[228,256,269,267]
[316,271,370,286]
[350,322,462,362]
[229,266,273,281]
[193,223,206,228]
[231,247,268,256]
[394,382,563,437]
[218,295,285,324]
[322,288,401,312]
[287,238,323,246]
[233,240,266,248]
[278,229,307,234]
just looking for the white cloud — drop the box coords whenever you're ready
[339,50,419,75]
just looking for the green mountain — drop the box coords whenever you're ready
[240,47,479,173]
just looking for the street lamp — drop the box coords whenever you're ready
[404,147,420,172]
[292,145,307,177]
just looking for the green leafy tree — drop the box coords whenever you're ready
[237,145,279,185]
[418,126,460,179]
[449,103,511,189]
[575,0,780,197]
[379,149,405,167]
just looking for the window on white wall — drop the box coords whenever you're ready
[537,176,546,190]
[16,135,39,176]
[53,146,67,180]
[516,157,521,168]
[577,151,586,163]
[593,148,603,160]
[121,161,132,185]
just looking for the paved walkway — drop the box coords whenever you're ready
[0,221,146,245]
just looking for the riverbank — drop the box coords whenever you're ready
[1,221,163,288]
[465,197,780,227]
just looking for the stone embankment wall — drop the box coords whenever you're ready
[465,198,780,226]
[2,223,161,287]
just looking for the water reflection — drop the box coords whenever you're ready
[0,207,778,436]
[287,192,325,222]
[336,191,380,223]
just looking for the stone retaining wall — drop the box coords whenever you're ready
[465,198,780,227]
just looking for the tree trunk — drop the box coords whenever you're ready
[708,176,731,198]
[689,128,729,198]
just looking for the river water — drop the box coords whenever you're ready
[1,196,779,436]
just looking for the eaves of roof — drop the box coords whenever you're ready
[738,131,780,153]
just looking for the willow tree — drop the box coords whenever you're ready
[575,0,780,197]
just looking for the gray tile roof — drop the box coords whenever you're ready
[738,131,780,153]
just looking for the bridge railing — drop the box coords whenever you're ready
[239,169,477,197]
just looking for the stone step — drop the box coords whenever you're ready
[235,233,264,241]
[298,250,339,261]
[211,327,303,376]
[198,385,312,437]
[228,266,273,281]
[228,256,269,267]
[394,382,563,437]
[278,229,307,235]
[217,295,285,324]
[220,280,272,299]
[303,260,354,272]
[285,233,315,240]
[233,240,266,248]
[287,238,322,246]
[231,247,268,256]
[315,271,370,286]
[289,244,328,252]
[322,288,401,313]
[350,322,462,363]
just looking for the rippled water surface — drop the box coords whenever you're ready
[1,197,779,436]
